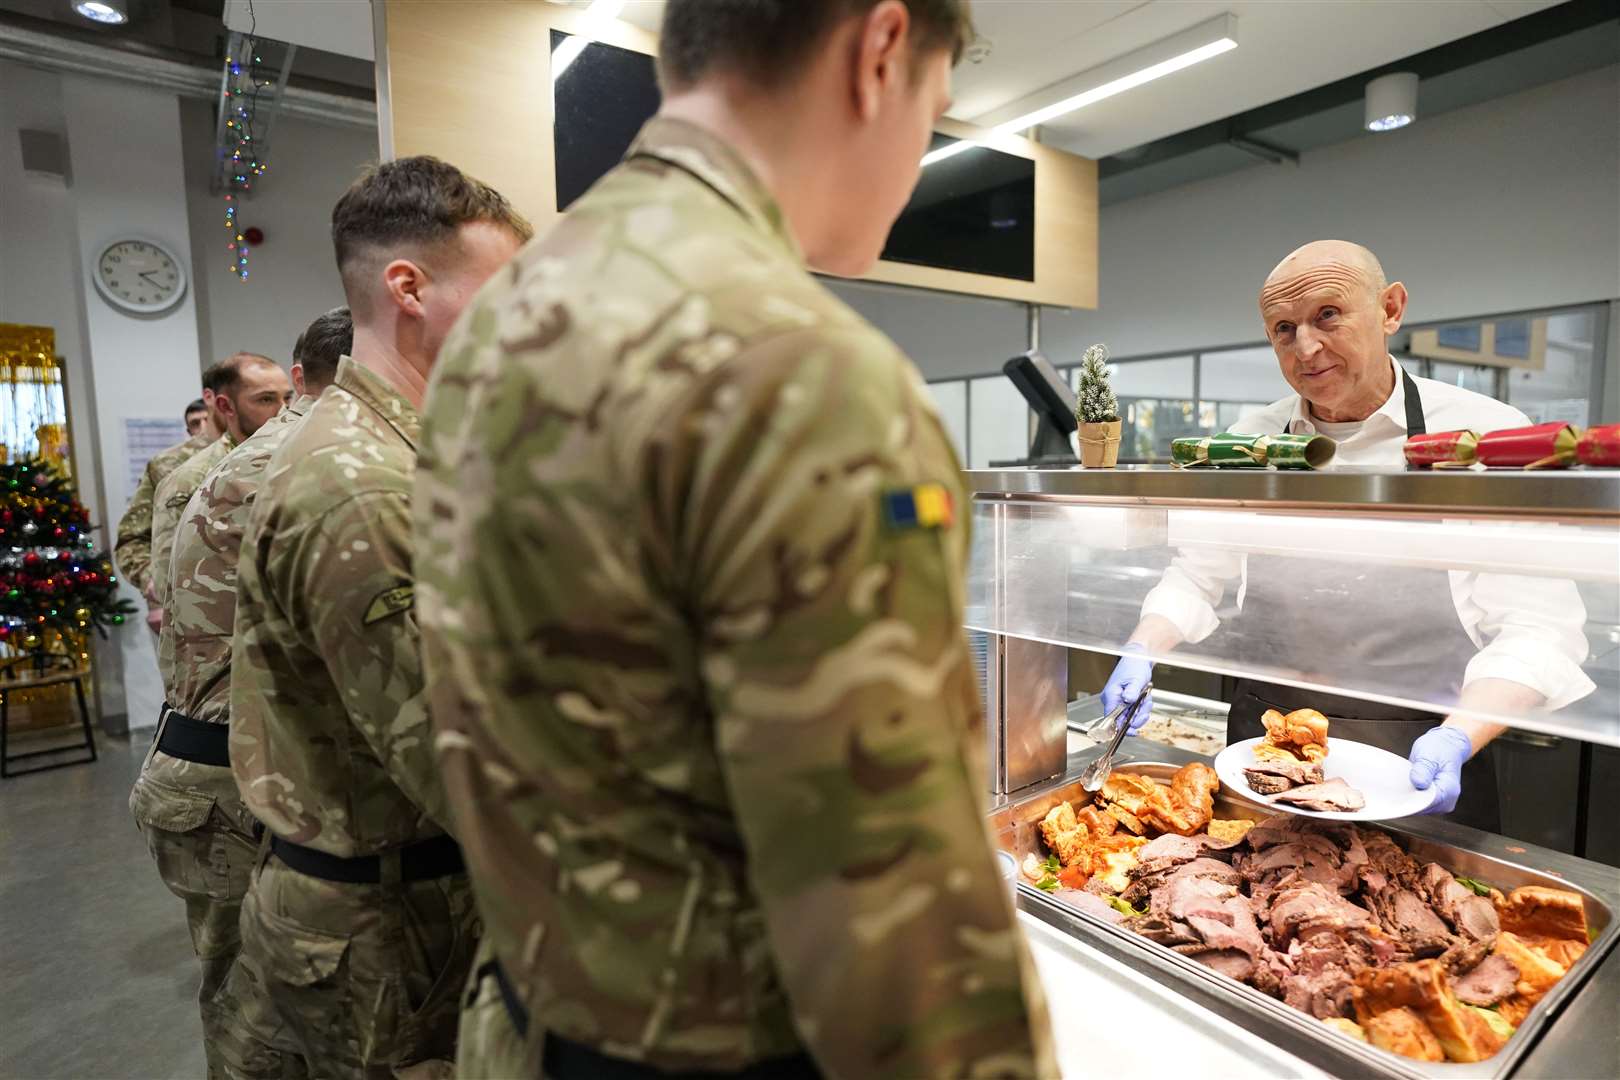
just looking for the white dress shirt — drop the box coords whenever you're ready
[1141,356,1595,711]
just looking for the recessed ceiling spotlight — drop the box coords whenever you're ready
[72,0,128,24]
[1365,72,1418,132]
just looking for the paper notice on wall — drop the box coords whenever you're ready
[123,417,188,491]
[1520,398,1589,428]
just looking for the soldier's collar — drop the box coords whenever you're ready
[625,116,801,262]
[333,355,421,449]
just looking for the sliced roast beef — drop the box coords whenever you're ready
[1358,828,1422,883]
[1269,881,1375,949]
[1130,913,1202,947]
[1177,945,1255,982]
[1125,855,1242,906]
[1365,883,1456,957]
[1280,932,1358,1019]
[1054,889,1126,925]
[1419,863,1500,944]
[1451,953,1520,1007]
[1245,772,1294,796]
[1271,777,1367,813]
[1244,760,1325,793]
[1440,937,1492,976]
[1244,815,1309,850]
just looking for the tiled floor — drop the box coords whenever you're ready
[0,731,207,1079]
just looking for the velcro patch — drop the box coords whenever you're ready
[882,483,954,531]
[363,584,414,626]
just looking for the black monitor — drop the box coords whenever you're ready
[1002,351,1077,462]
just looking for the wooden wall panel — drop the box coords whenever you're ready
[380,0,1097,310]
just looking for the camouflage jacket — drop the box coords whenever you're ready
[232,360,449,856]
[151,434,234,617]
[132,399,316,832]
[130,427,254,837]
[115,431,214,595]
[417,117,1055,1077]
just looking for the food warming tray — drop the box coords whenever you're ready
[991,744,1619,1080]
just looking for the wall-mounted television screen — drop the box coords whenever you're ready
[881,135,1035,281]
[550,31,1036,281]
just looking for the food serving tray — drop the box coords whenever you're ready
[991,744,1619,1079]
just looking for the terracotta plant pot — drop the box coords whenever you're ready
[1074,420,1122,468]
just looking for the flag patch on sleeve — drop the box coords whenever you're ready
[882,484,954,530]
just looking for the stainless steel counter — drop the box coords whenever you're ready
[964,465,1620,518]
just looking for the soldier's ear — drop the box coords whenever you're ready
[382,258,427,319]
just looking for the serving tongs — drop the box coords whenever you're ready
[1079,682,1153,793]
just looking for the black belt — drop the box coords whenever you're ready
[269,834,464,885]
[155,706,230,768]
[484,960,819,1080]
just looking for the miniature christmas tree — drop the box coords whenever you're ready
[0,458,133,655]
[1076,343,1118,425]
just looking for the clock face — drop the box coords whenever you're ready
[94,238,187,314]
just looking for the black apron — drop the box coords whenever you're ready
[1226,369,1502,832]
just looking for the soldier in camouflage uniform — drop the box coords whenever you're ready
[149,353,291,612]
[131,326,343,1079]
[416,2,1056,1077]
[116,432,212,602]
[229,160,529,1078]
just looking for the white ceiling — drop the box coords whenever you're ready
[614,0,1563,158]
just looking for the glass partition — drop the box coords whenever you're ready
[965,490,1620,747]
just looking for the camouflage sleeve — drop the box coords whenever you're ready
[115,461,159,595]
[674,329,1056,1078]
[150,475,192,611]
[275,488,451,832]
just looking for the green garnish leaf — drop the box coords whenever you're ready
[1043,854,1061,874]
[1461,1004,1515,1040]
[1035,875,1060,893]
[1106,895,1147,917]
[1455,876,1493,897]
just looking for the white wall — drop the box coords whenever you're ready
[838,64,1620,385]
[0,60,377,729]
[0,63,100,509]
[180,102,375,368]
[0,61,128,720]
[61,73,207,732]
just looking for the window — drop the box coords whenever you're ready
[968,374,1030,468]
[925,380,968,463]
[1198,346,1286,437]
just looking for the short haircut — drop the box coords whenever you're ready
[184,399,207,416]
[658,0,974,91]
[202,352,278,398]
[330,156,533,309]
[292,307,353,392]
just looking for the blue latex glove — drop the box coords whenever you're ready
[1409,726,1474,815]
[1102,644,1154,735]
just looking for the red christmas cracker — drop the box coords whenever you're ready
[1576,424,1620,468]
[1404,430,1479,469]
[1475,422,1581,470]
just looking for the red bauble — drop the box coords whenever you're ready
[21,552,39,567]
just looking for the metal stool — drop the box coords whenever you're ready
[0,654,97,778]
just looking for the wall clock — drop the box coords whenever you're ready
[92,238,188,315]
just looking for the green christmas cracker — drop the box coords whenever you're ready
[1171,433,1335,470]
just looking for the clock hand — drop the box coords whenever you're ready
[137,269,163,286]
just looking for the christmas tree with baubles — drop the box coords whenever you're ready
[0,459,133,655]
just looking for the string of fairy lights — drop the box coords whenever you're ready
[222,1,271,282]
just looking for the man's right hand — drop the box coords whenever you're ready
[1103,644,1154,734]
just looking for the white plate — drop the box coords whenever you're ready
[1214,736,1432,821]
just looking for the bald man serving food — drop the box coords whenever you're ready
[1102,240,1593,831]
